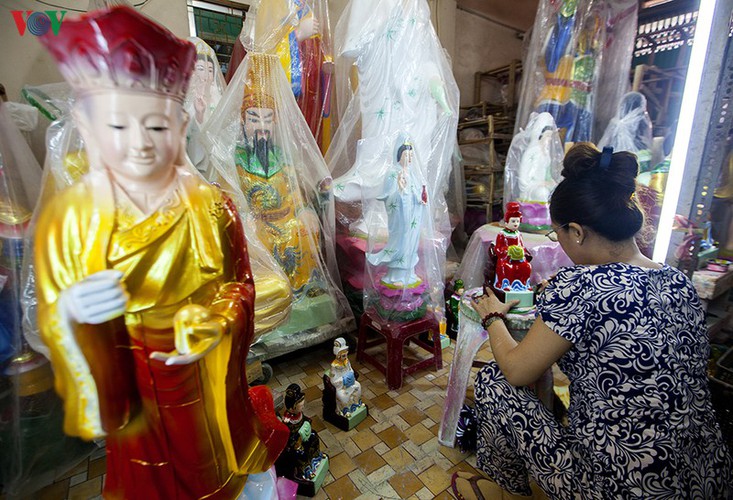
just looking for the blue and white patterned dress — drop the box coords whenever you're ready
[474,263,732,499]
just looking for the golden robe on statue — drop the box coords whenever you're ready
[35,169,287,499]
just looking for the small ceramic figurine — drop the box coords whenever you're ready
[322,337,367,430]
[277,383,330,496]
[490,202,534,308]
[35,7,287,499]
[367,141,428,288]
[448,279,465,337]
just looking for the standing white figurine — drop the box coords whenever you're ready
[367,141,428,287]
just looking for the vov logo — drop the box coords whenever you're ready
[11,10,67,36]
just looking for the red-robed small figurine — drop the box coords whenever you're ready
[491,202,532,292]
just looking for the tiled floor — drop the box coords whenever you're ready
[23,335,519,500]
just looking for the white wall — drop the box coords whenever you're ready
[453,9,525,107]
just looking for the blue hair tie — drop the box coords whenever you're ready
[599,146,614,170]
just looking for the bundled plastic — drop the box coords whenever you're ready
[184,37,226,175]
[326,0,458,325]
[503,112,564,231]
[516,0,638,144]
[206,0,351,353]
[0,101,93,497]
[598,91,653,172]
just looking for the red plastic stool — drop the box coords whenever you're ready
[356,309,442,390]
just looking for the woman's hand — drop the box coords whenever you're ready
[471,287,518,318]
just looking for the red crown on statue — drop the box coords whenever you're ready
[39,6,195,102]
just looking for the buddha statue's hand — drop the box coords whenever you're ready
[58,270,128,325]
[150,304,223,366]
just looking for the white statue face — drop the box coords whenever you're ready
[193,58,214,92]
[506,217,521,231]
[399,148,414,168]
[76,91,186,188]
[337,351,348,362]
[243,106,275,146]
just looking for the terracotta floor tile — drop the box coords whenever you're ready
[304,384,322,402]
[418,463,452,495]
[329,452,357,479]
[352,448,387,475]
[376,426,408,449]
[34,478,70,500]
[405,423,434,446]
[302,372,323,388]
[351,428,381,452]
[440,444,472,465]
[424,403,444,423]
[88,457,106,480]
[388,470,424,498]
[366,463,395,484]
[311,414,327,432]
[448,460,479,476]
[55,458,89,481]
[323,475,361,500]
[68,476,102,500]
[370,393,396,411]
[361,414,378,429]
[382,445,415,471]
[433,489,454,500]
[369,382,390,397]
[399,406,426,426]
[394,391,419,408]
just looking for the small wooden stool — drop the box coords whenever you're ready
[356,309,442,390]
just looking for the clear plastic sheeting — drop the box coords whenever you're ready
[0,101,93,497]
[598,91,653,172]
[205,0,351,350]
[503,112,564,231]
[516,0,638,144]
[275,0,335,153]
[185,37,226,175]
[454,224,573,291]
[326,0,459,325]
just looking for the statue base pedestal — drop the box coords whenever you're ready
[440,334,451,349]
[373,279,428,322]
[322,373,369,431]
[505,290,535,310]
[295,456,329,497]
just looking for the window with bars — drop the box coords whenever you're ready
[187,0,248,75]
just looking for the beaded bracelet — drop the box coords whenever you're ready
[481,311,506,330]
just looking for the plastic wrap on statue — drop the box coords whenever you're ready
[275,0,334,153]
[276,384,329,497]
[0,100,95,497]
[598,91,653,172]
[322,337,367,431]
[455,224,573,296]
[184,37,226,175]
[503,113,564,231]
[205,1,351,359]
[34,7,288,499]
[326,0,458,323]
[516,0,638,144]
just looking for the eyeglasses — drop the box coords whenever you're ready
[545,223,569,242]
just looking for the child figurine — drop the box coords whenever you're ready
[490,202,534,308]
[277,383,329,496]
[322,338,368,430]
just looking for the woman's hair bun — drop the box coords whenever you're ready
[561,142,638,194]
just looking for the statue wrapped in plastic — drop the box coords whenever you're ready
[515,0,639,144]
[598,91,653,172]
[503,112,564,231]
[184,37,226,175]
[207,1,350,353]
[34,7,288,499]
[326,0,458,325]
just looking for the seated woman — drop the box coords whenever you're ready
[453,144,732,499]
